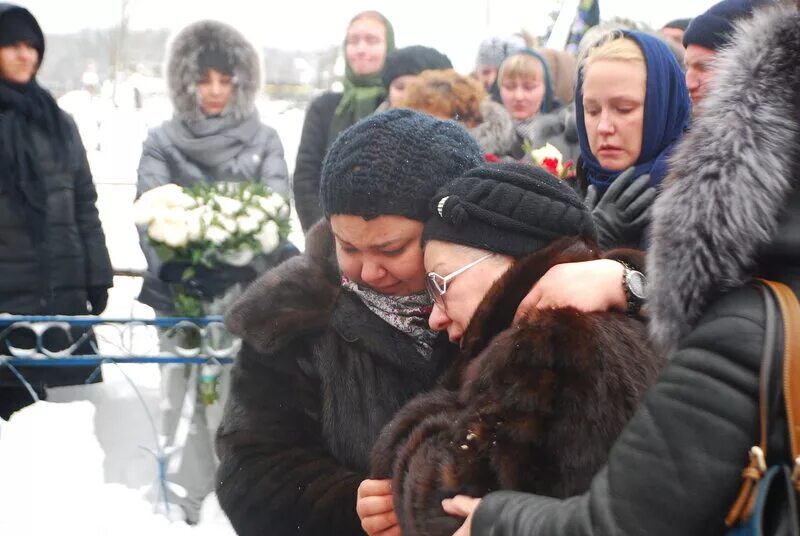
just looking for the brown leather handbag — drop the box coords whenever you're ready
[725,279,800,535]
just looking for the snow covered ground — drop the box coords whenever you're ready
[0,92,307,535]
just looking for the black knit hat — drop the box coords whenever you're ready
[381,45,452,89]
[683,0,767,50]
[0,6,44,60]
[423,162,596,258]
[321,108,483,221]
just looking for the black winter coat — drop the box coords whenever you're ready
[371,239,663,536]
[293,92,382,232]
[0,115,112,315]
[471,6,800,535]
[215,222,452,536]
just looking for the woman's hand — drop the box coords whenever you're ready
[514,259,626,322]
[357,479,400,536]
[586,168,656,250]
[442,496,482,536]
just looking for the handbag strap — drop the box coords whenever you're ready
[726,279,800,527]
[760,279,800,485]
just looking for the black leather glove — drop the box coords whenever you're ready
[585,167,657,250]
[185,264,257,300]
[87,287,109,314]
[158,261,191,283]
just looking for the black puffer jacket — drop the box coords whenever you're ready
[471,5,800,535]
[215,222,453,536]
[0,116,111,316]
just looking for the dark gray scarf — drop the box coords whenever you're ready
[341,277,437,358]
[163,111,262,170]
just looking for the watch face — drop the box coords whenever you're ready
[627,271,647,299]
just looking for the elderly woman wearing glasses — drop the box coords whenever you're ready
[370,162,663,536]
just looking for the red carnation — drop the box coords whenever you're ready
[542,157,559,175]
[484,153,499,163]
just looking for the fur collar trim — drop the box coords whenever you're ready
[469,99,518,155]
[647,3,800,353]
[165,20,262,122]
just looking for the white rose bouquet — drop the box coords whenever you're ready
[134,182,291,316]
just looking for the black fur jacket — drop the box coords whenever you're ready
[215,221,452,536]
[371,238,664,536]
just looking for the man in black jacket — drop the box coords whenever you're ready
[0,4,113,419]
[444,3,800,534]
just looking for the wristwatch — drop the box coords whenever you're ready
[616,261,647,315]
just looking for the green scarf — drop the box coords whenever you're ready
[329,14,395,141]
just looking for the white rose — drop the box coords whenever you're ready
[185,207,205,242]
[256,220,280,254]
[214,195,243,216]
[236,214,260,235]
[148,210,190,248]
[530,143,564,167]
[220,248,255,267]
[257,194,289,218]
[216,215,238,234]
[245,206,266,224]
[206,225,230,246]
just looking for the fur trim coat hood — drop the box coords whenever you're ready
[648,1,800,353]
[165,20,262,121]
[370,239,664,536]
[469,99,518,156]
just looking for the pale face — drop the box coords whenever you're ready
[424,241,512,344]
[345,17,387,76]
[684,44,717,113]
[500,71,546,121]
[197,68,234,116]
[582,59,646,171]
[330,214,425,296]
[388,74,417,108]
[476,65,498,90]
[0,42,39,84]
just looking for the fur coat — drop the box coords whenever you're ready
[470,4,800,535]
[215,222,453,536]
[371,238,664,536]
[469,99,518,157]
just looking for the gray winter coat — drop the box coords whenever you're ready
[471,5,800,535]
[136,20,289,312]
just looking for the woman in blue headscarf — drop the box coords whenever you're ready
[572,30,691,249]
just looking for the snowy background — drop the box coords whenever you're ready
[0,93,306,535]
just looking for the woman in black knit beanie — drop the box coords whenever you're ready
[215,110,637,536]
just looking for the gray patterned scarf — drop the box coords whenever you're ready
[341,277,437,358]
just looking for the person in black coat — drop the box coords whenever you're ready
[0,4,113,420]
[443,3,800,534]
[370,163,662,536]
[293,11,394,232]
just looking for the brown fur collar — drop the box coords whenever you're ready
[224,220,341,352]
[370,238,658,536]
[453,237,643,378]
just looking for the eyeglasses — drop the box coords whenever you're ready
[426,254,492,311]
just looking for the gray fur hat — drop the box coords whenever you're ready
[165,20,262,121]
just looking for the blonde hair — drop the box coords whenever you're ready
[582,32,645,75]
[497,53,545,85]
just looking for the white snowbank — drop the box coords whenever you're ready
[0,401,235,536]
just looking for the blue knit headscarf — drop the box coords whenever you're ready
[575,31,691,193]
[498,48,555,114]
